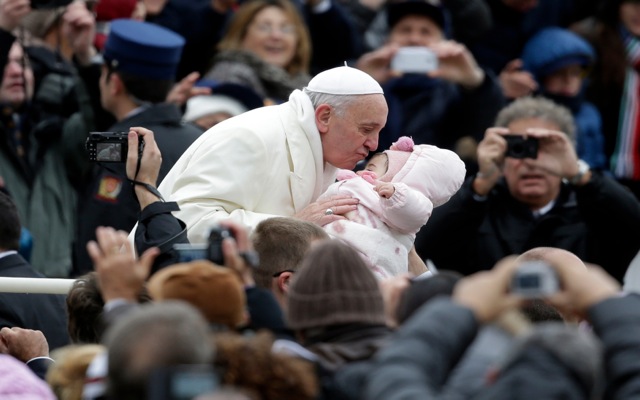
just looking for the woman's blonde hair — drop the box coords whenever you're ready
[218,0,311,75]
[47,344,106,400]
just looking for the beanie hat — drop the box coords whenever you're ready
[184,81,264,122]
[184,95,248,122]
[20,7,65,39]
[380,136,466,207]
[286,240,386,330]
[95,0,137,22]
[379,136,415,182]
[387,0,446,31]
[306,66,383,95]
[94,0,138,51]
[147,261,246,329]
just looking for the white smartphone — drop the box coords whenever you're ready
[391,47,439,74]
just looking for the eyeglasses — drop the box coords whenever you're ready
[251,23,296,36]
[272,269,295,278]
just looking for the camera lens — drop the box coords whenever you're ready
[510,143,524,157]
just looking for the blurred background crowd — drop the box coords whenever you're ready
[3,0,640,399]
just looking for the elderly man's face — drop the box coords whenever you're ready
[388,15,444,47]
[0,43,34,108]
[321,94,388,169]
[502,118,563,210]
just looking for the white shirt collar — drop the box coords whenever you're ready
[532,200,556,218]
[0,250,18,260]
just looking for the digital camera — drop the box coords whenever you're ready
[30,0,72,9]
[391,47,439,74]
[173,226,234,265]
[510,261,559,298]
[504,135,539,159]
[147,364,219,400]
[86,132,144,163]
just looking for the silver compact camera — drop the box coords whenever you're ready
[391,47,439,74]
[510,261,559,298]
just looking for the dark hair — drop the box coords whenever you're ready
[0,192,21,251]
[251,217,328,289]
[395,270,463,325]
[66,272,152,344]
[105,62,173,104]
[520,299,564,323]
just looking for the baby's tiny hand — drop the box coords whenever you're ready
[375,183,395,199]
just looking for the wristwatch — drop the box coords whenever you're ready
[567,159,590,185]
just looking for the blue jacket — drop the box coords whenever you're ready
[522,27,607,170]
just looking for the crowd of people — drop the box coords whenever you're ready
[2,0,640,398]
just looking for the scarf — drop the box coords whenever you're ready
[611,26,640,179]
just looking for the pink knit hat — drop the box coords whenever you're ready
[380,136,466,207]
[379,136,415,182]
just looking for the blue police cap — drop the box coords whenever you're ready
[104,19,185,80]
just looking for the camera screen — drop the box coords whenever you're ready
[96,143,122,162]
[170,371,218,399]
[517,274,540,289]
[174,244,209,263]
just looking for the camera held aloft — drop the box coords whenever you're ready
[86,132,145,163]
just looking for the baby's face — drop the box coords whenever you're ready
[359,153,388,177]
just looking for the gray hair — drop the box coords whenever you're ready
[495,97,577,146]
[303,88,359,117]
[104,301,215,400]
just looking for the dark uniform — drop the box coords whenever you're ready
[71,20,203,275]
[0,253,69,350]
[74,104,202,275]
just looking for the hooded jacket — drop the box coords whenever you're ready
[521,27,607,170]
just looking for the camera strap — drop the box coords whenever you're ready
[129,179,165,202]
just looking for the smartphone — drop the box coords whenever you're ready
[391,47,439,74]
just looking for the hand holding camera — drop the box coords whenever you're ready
[454,250,621,325]
[521,128,583,181]
[509,261,559,298]
[453,256,523,323]
[173,221,258,286]
[86,131,145,163]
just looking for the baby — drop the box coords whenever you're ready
[318,137,465,279]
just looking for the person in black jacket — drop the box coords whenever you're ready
[354,0,504,167]
[0,191,69,350]
[73,19,202,275]
[416,96,640,283]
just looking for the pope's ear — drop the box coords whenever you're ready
[315,104,332,133]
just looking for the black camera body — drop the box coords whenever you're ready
[30,0,72,9]
[505,135,539,159]
[86,132,144,163]
[173,226,234,265]
[510,261,559,298]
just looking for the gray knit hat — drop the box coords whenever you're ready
[20,7,66,39]
[286,240,386,330]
